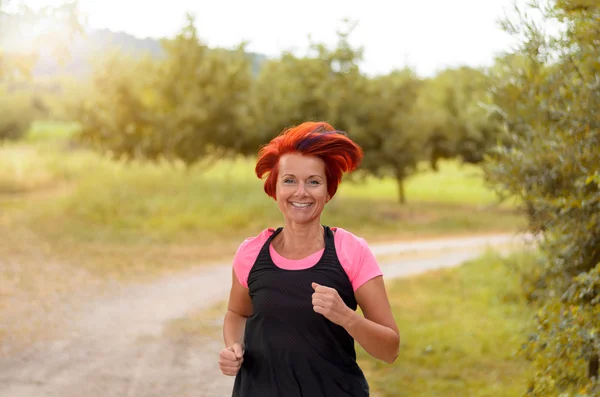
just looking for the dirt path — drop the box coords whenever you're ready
[0,232,534,397]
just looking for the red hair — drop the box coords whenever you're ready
[255,121,364,200]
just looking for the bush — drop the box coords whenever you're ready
[484,1,600,395]
[0,90,46,141]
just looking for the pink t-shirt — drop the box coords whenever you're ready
[233,227,383,292]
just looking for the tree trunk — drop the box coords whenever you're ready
[395,170,406,205]
[589,353,598,379]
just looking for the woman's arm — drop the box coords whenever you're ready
[345,276,400,363]
[223,269,253,348]
[312,276,399,363]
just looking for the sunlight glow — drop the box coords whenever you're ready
[7,0,523,77]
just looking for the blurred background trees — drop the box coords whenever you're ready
[55,15,500,203]
[0,0,82,140]
[1,3,501,202]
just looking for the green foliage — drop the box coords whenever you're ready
[423,67,498,168]
[244,53,331,154]
[73,52,160,159]
[484,0,600,395]
[154,16,254,160]
[351,69,424,204]
[248,19,366,153]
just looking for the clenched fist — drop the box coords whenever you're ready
[218,343,244,376]
[311,282,355,328]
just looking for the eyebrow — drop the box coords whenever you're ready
[281,174,324,179]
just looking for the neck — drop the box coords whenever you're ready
[279,219,324,251]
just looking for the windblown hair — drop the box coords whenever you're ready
[255,121,364,200]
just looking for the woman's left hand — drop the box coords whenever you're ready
[311,282,355,328]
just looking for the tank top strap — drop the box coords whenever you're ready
[257,227,282,257]
[252,227,282,269]
[323,225,333,240]
[266,227,283,245]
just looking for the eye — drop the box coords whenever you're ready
[283,178,295,184]
[308,180,321,185]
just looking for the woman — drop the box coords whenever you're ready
[219,121,400,396]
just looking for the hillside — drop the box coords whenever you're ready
[1,28,269,79]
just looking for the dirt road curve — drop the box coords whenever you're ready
[0,233,534,397]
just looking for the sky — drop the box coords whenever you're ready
[24,0,522,77]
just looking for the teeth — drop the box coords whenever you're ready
[291,202,311,208]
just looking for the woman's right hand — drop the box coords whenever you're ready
[218,343,244,376]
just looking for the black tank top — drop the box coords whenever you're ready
[232,225,370,397]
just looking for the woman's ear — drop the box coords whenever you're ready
[326,194,331,203]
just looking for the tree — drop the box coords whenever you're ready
[484,1,600,395]
[247,53,332,153]
[250,21,426,205]
[422,66,496,170]
[246,19,365,155]
[0,0,82,140]
[152,14,254,163]
[0,86,48,140]
[73,51,161,159]
[311,19,366,134]
[76,14,254,166]
[351,69,424,204]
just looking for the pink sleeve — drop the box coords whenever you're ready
[335,228,383,291]
[233,229,273,288]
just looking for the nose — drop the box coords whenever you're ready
[295,182,308,197]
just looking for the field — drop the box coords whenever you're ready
[0,123,524,277]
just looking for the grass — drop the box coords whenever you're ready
[342,162,509,206]
[0,137,525,277]
[358,251,536,396]
[25,120,81,143]
[167,251,536,396]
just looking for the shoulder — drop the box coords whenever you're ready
[233,228,276,288]
[234,228,277,266]
[331,227,383,291]
[332,227,370,253]
[235,228,275,258]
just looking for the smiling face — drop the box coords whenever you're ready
[275,152,330,226]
